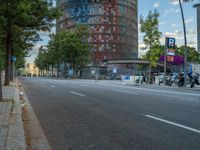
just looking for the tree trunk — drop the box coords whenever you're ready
[57,62,59,77]
[0,71,3,102]
[51,66,54,77]
[10,41,14,81]
[4,32,12,86]
[63,62,67,78]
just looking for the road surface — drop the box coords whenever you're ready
[20,77,200,150]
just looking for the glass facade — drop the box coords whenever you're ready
[57,0,138,65]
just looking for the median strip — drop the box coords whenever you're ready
[145,114,200,134]
[70,91,85,97]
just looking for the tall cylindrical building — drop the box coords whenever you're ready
[56,0,138,65]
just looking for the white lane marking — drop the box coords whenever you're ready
[112,89,138,95]
[50,85,56,88]
[145,115,200,134]
[98,83,200,97]
[70,91,85,97]
[80,85,89,87]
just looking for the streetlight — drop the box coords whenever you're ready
[178,0,188,87]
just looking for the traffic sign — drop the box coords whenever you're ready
[166,37,176,56]
[12,56,16,62]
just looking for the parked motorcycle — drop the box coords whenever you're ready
[150,75,155,84]
[158,73,164,85]
[166,73,179,86]
[177,73,184,87]
[135,73,145,84]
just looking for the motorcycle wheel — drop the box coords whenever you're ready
[135,79,139,84]
[190,81,195,88]
[178,81,184,87]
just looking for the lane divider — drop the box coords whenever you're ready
[145,114,200,134]
[70,91,85,97]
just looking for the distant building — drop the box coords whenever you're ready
[25,63,39,76]
[56,0,138,66]
[197,6,200,52]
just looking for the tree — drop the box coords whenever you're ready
[58,26,91,77]
[0,0,61,85]
[47,34,63,77]
[140,9,162,82]
[57,26,91,77]
[35,26,91,78]
[142,45,165,67]
[176,46,200,63]
[140,10,162,51]
[35,47,52,76]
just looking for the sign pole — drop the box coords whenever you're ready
[164,39,167,85]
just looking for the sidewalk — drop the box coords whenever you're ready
[0,81,26,150]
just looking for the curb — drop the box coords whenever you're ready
[18,79,52,150]
[5,84,26,149]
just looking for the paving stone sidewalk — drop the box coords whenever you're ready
[0,81,26,150]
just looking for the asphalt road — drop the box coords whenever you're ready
[20,77,200,150]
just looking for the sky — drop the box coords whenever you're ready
[26,0,199,63]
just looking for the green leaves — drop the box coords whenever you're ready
[140,9,162,68]
[142,45,164,67]
[176,46,200,63]
[140,9,162,49]
[0,0,61,84]
[35,25,91,77]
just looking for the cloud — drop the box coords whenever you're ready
[164,8,180,16]
[25,28,55,63]
[169,0,188,5]
[138,42,147,57]
[153,2,160,8]
[159,21,166,25]
[26,44,41,63]
[138,23,141,30]
[171,23,180,28]
[185,17,193,24]
[169,0,195,6]
[170,0,180,5]
[161,28,197,48]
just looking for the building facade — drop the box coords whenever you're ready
[197,6,200,53]
[56,0,138,66]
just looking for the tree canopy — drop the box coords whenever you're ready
[35,25,91,78]
[0,0,61,85]
[140,9,162,50]
[140,9,162,68]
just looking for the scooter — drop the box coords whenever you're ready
[177,73,184,87]
[135,74,145,84]
[166,73,179,86]
[158,74,164,85]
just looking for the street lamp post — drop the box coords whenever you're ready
[179,0,188,87]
